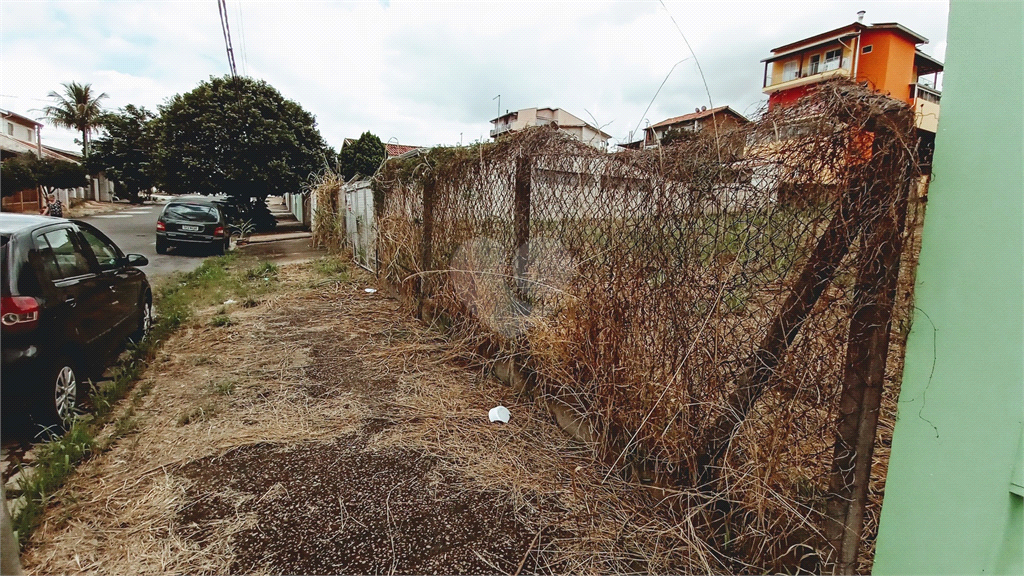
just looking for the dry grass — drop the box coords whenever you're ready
[20,258,732,575]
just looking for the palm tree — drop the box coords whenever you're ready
[41,82,108,158]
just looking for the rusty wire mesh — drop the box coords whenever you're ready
[372,80,924,574]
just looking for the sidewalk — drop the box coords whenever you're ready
[16,257,677,575]
[65,199,136,219]
[244,196,310,244]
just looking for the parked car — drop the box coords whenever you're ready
[1,213,152,428]
[156,197,230,255]
[211,196,278,233]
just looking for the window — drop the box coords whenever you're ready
[78,227,122,271]
[862,45,873,54]
[808,54,821,75]
[164,203,219,222]
[35,228,91,280]
[25,127,33,142]
[824,49,842,71]
[33,235,61,281]
[783,60,798,81]
[5,122,12,136]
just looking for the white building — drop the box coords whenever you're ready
[490,107,611,151]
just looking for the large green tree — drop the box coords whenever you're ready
[89,105,157,204]
[153,75,331,200]
[32,156,88,195]
[338,131,386,180]
[41,81,108,158]
[1,154,37,197]
[1,154,87,198]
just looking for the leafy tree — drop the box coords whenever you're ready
[32,157,88,195]
[41,81,108,158]
[89,105,157,204]
[1,154,37,197]
[152,75,331,201]
[338,131,386,180]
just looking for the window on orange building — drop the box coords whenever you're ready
[824,49,842,71]
[809,54,821,75]
[783,60,798,81]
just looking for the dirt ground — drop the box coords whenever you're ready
[20,259,686,575]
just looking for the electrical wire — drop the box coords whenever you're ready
[234,0,249,76]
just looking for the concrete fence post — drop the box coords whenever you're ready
[826,123,914,574]
[513,155,531,297]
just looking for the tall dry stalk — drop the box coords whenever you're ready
[307,170,345,251]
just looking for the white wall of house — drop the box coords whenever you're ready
[493,107,609,150]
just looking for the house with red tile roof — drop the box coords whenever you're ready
[617,106,749,150]
[1,108,117,212]
[645,106,748,148]
[341,138,425,160]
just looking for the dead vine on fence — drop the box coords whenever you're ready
[307,170,344,251]
[372,79,924,574]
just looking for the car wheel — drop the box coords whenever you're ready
[132,295,153,343]
[156,237,168,254]
[214,240,226,256]
[40,355,80,430]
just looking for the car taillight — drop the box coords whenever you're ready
[156,220,166,232]
[1,296,40,333]
[214,226,225,237]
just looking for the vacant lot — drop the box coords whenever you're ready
[21,257,695,575]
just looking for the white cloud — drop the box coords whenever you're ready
[1,0,949,153]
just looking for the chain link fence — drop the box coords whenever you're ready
[372,80,924,573]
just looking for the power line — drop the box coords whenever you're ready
[217,0,238,79]
[234,0,249,76]
[630,57,691,143]
[0,94,51,103]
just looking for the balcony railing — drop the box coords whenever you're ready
[911,83,942,104]
[763,66,851,93]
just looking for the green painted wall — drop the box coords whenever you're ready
[873,1,1023,574]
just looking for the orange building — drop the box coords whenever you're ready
[761,17,943,135]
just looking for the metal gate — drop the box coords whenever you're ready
[344,181,376,271]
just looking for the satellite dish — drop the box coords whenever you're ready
[695,107,701,113]
[701,106,707,112]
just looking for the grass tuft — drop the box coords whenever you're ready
[10,423,95,542]
[209,314,233,327]
[177,402,219,427]
[244,261,279,281]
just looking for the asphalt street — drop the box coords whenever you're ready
[79,201,210,279]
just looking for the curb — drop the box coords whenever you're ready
[243,232,312,244]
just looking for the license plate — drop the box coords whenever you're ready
[181,225,200,232]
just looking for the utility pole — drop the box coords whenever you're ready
[217,0,238,79]
[493,94,500,117]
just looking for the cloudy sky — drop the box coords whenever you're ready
[1,0,949,153]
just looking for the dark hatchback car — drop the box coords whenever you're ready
[1,213,151,427]
[156,197,230,255]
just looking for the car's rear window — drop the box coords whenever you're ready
[164,203,219,223]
